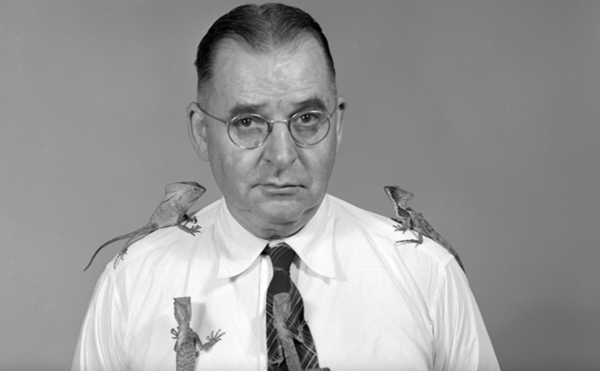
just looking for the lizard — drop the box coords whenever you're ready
[83,181,206,271]
[271,292,330,371]
[384,185,466,272]
[171,296,225,371]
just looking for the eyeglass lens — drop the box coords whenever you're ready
[228,111,330,149]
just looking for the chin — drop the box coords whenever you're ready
[259,198,317,225]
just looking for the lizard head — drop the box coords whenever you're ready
[384,185,414,218]
[173,296,192,324]
[384,186,414,203]
[165,182,206,205]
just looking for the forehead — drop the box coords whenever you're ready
[207,38,333,112]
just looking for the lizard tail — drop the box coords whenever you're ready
[84,234,130,271]
[83,226,151,271]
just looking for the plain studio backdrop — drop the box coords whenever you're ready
[1,1,599,370]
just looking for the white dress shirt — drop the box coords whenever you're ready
[72,194,500,370]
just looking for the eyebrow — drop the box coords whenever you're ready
[227,103,267,119]
[227,97,329,119]
[291,97,328,113]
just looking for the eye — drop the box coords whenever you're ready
[294,112,322,126]
[232,115,263,129]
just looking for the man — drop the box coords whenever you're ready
[73,4,500,370]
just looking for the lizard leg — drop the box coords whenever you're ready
[396,231,423,246]
[182,214,198,224]
[415,231,424,245]
[170,329,180,351]
[396,239,420,246]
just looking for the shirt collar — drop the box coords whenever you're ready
[215,195,336,279]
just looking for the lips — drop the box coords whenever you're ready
[263,183,298,188]
[259,183,303,194]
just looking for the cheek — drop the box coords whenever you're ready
[318,156,336,187]
[205,132,237,185]
[305,145,337,189]
[206,139,255,193]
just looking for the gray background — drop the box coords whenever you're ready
[1,1,599,370]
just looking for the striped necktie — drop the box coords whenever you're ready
[264,243,323,371]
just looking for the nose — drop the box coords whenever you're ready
[261,121,298,169]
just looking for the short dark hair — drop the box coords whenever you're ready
[194,3,336,101]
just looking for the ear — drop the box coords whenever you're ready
[187,102,209,161]
[334,96,346,153]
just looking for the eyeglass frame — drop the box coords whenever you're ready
[196,104,338,149]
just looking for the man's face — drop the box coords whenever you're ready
[188,38,344,239]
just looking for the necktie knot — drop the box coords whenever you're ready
[266,243,296,273]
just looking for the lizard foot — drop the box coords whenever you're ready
[391,218,410,233]
[395,239,421,247]
[113,250,128,269]
[178,224,202,235]
[200,329,225,352]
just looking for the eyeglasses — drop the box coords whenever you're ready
[197,105,337,149]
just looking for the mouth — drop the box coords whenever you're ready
[259,183,303,195]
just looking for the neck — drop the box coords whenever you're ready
[235,214,310,240]
[227,204,321,240]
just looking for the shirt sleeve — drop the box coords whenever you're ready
[432,260,501,371]
[71,268,128,371]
